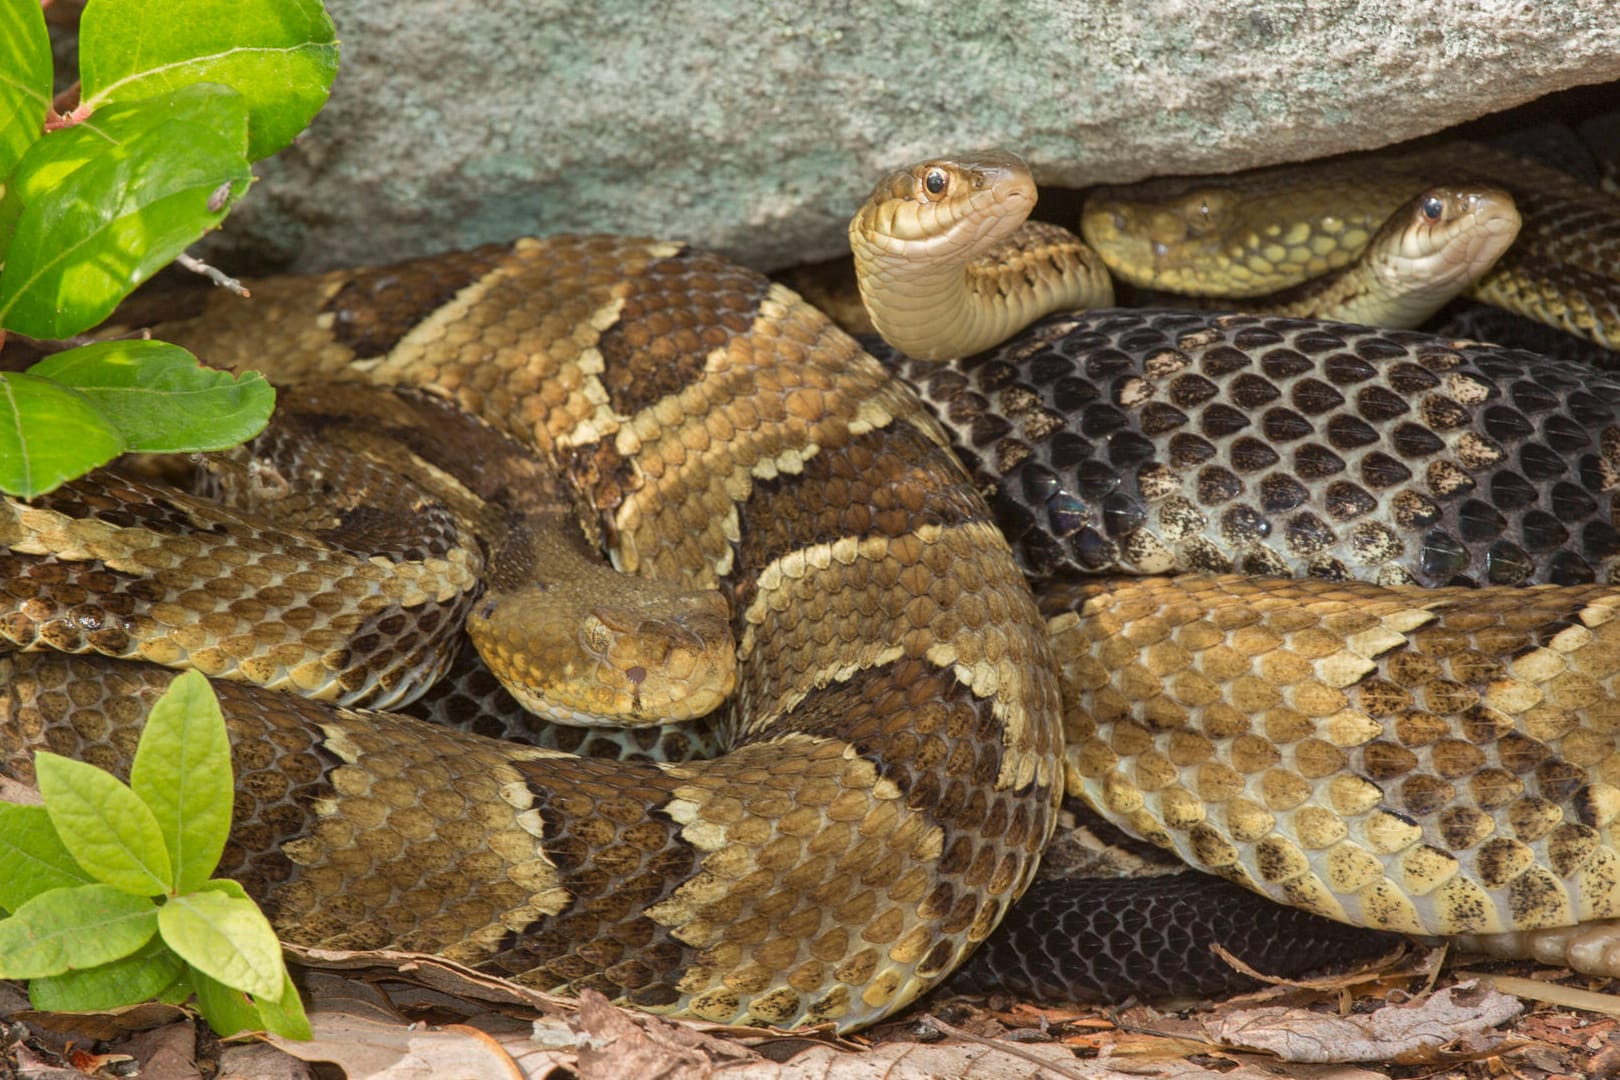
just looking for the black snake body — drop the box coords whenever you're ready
[876,310,1620,591]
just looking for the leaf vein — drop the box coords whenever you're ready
[85,43,335,109]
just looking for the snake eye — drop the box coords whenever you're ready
[1420,195,1445,222]
[923,168,949,198]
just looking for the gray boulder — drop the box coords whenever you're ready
[204,1,1620,274]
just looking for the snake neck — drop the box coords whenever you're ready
[854,220,1114,361]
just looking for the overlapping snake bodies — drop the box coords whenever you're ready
[0,236,1064,1031]
[848,152,1620,996]
[11,140,1620,1027]
[876,311,1620,942]
[1080,140,1620,350]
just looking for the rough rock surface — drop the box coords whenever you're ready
[204,1,1620,274]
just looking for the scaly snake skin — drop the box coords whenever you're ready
[851,154,1519,346]
[1131,185,1522,331]
[876,310,1620,945]
[2,235,1064,1031]
[8,148,1620,1021]
[848,151,1114,360]
[847,152,1620,998]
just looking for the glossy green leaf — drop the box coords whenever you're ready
[0,371,125,498]
[128,671,234,893]
[0,802,93,913]
[158,884,282,1000]
[80,0,338,161]
[4,83,248,210]
[185,880,307,1037]
[0,0,51,183]
[190,964,307,1040]
[35,751,172,897]
[0,84,252,339]
[31,341,274,453]
[0,883,157,978]
[28,937,185,1012]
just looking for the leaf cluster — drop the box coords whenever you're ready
[0,671,311,1039]
[0,0,339,496]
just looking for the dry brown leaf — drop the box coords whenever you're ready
[284,949,857,1054]
[7,1042,84,1080]
[266,1010,552,1079]
[1204,980,1523,1063]
[1086,1032,1215,1059]
[129,1021,198,1080]
[572,991,760,1078]
[15,1000,189,1042]
[1479,974,1620,1017]
[764,1041,1388,1079]
[286,945,576,1015]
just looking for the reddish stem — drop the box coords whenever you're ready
[44,82,87,132]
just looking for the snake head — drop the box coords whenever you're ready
[467,580,737,727]
[1377,183,1521,292]
[851,150,1037,255]
[850,150,1111,360]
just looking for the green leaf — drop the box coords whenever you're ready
[184,881,308,1037]
[0,0,52,182]
[0,883,157,978]
[0,372,125,498]
[127,670,234,893]
[35,751,173,896]
[157,968,194,1005]
[190,967,266,1038]
[0,84,253,339]
[28,937,185,1012]
[30,341,275,454]
[190,964,307,1040]
[0,802,94,913]
[5,83,248,210]
[80,0,338,161]
[251,968,311,1040]
[157,885,282,1000]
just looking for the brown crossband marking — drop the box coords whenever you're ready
[0,235,1064,1031]
[1044,567,1620,935]
[731,418,986,607]
[323,242,516,359]
[480,754,699,1007]
[596,250,772,418]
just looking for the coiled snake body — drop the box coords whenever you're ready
[9,153,1620,1028]
[2,235,1063,1031]
[879,310,1620,939]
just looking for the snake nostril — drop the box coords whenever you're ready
[480,600,497,619]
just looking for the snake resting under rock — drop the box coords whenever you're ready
[7,148,1620,1032]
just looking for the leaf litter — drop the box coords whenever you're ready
[9,939,1620,1079]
